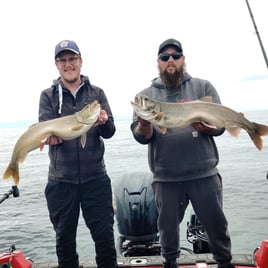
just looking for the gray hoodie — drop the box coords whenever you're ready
[131,72,225,182]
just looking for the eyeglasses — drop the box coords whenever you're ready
[158,52,183,62]
[56,56,80,65]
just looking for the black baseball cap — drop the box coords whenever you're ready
[158,38,183,55]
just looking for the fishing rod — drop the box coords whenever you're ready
[245,0,268,69]
[0,185,20,204]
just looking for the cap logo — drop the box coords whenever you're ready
[59,40,69,48]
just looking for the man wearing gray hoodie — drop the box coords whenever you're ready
[131,38,234,268]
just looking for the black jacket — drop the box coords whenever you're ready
[39,75,115,184]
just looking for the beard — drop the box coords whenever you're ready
[159,67,184,89]
[64,77,78,84]
[62,74,79,84]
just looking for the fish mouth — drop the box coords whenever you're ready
[134,112,153,121]
[131,101,155,120]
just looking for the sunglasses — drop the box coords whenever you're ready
[158,52,183,62]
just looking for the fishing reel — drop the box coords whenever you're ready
[186,214,210,254]
[0,185,20,204]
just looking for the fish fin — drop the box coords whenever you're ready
[71,125,83,131]
[226,127,242,137]
[154,112,164,121]
[40,143,45,151]
[158,126,167,134]
[153,112,166,133]
[3,163,20,185]
[41,137,47,143]
[28,122,39,128]
[199,96,213,102]
[80,133,87,148]
[201,122,217,129]
[40,136,49,151]
[41,135,51,144]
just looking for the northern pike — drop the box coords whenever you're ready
[131,94,268,151]
[3,101,101,185]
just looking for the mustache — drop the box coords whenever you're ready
[160,69,182,88]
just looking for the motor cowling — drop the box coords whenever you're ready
[113,172,158,241]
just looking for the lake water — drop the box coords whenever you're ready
[0,110,268,263]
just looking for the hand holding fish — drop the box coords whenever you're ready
[137,116,152,127]
[98,109,108,125]
[135,116,153,139]
[45,135,63,145]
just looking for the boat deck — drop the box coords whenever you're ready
[32,253,256,268]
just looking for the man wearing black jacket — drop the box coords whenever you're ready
[39,40,117,268]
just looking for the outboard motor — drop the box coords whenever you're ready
[113,172,160,256]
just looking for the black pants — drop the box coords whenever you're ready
[152,174,232,265]
[45,175,117,268]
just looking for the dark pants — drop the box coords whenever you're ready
[45,175,117,268]
[152,174,232,265]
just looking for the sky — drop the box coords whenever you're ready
[0,0,268,122]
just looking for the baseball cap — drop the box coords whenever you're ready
[158,38,183,55]
[55,40,81,59]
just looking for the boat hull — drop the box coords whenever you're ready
[32,253,256,267]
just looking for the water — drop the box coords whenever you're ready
[0,111,268,263]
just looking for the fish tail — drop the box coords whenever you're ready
[254,123,268,136]
[3,163,20,185]
[247,123,268,151]
[248,132,263,150]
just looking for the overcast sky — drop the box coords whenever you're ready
[1,0,268,122]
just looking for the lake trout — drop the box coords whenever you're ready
[3,100,101,185]
[131,94,268,151]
